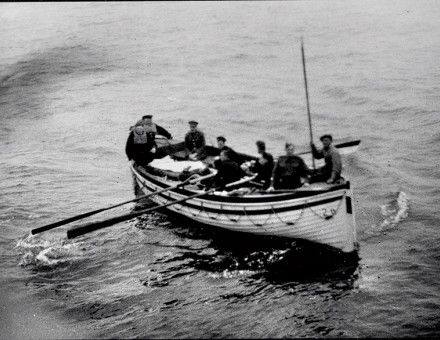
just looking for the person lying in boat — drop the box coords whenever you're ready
[242,140,274,189]
[184,120,207,161]
[267,142,310,191]
[210,149,246,190]
[130,114,173,140]
[125,125,157,166]
[310,134,342,184]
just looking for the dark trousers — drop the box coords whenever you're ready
[273,176,302,190]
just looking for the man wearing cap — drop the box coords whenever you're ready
[211,149,246,190]
[126,115,173,164]
[310,134,342,184]
[216,136,240,164]
[125,125,156,166]
[133,115,173,141]
[246,140,274,189]
[268,142,310,191]
[184,120,206,160]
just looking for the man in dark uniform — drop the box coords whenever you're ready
[212,149,246,190]
[125,125,156,166]
[268,142,310,191]
[247,140,274,189]
[311,134,342,184]
[132,115,173,140]
[214,136,240,165]
[184,120,206,160]
[127,115,173,163]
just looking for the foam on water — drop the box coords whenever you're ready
[16,233,84,268]
[379,191,409,230]
[366,191,410,235]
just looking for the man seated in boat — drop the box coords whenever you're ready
[242,140,274,190]
[268,142,310,191]
[210,149,246,190]
[310,134,342,184]
[213,136,240,167]
[125,125,157,166]
[184,120,207,161]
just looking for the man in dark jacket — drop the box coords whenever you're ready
[132,115,172,139]
[268,142,310,190]
[125,125,156,166]
[130,114,173,157]
[184,120,206,160]
[212,149,246,190]
[311,134,342,184]
[248,140,274,189]
[127,115,173,163]
[216,136,240,164]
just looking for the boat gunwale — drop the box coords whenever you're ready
[131,164,350,207]
[134,172,348,216]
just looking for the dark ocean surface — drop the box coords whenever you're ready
[1,1,439,338]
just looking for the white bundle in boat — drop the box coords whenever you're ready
[149,156,206,173]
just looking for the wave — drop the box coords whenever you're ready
[0,44,112,119]
[321,86,370,106]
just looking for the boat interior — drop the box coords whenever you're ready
[133,138,349,198]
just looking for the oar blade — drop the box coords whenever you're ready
[67,189,215,239]
[31,209,106,235]
[67,213,136,239]
[30,173,206,235]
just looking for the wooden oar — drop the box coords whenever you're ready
[31,173,210,235]
[66,176,254,239]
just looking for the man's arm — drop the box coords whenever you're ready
[270,161,280,189]
[125,131,134,160]
[184,132,192,153]
[329,150,342,182]
[299,157,311,183]
[311,143,324,159]
[156,125,172,139]
[229,147,240,164]
[199,131,206,147]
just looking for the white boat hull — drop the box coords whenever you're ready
[131,165,358,253]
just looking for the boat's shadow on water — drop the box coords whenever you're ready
[139,207,360,287]
[132,176,360,287]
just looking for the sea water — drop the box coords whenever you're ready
[1,1,439,338]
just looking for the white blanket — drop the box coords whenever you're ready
[149,156,206,173]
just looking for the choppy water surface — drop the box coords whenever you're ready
[1,1,439,338]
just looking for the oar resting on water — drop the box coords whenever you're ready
[31,172,215,235]
[67,176,257,239]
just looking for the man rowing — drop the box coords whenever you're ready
[243,140,274,189]
[211,149,246,190]
[216,136,240,164]
[310,134,342,184]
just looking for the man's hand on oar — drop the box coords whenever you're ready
[30,172,214,235]
[66,176,255,239]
